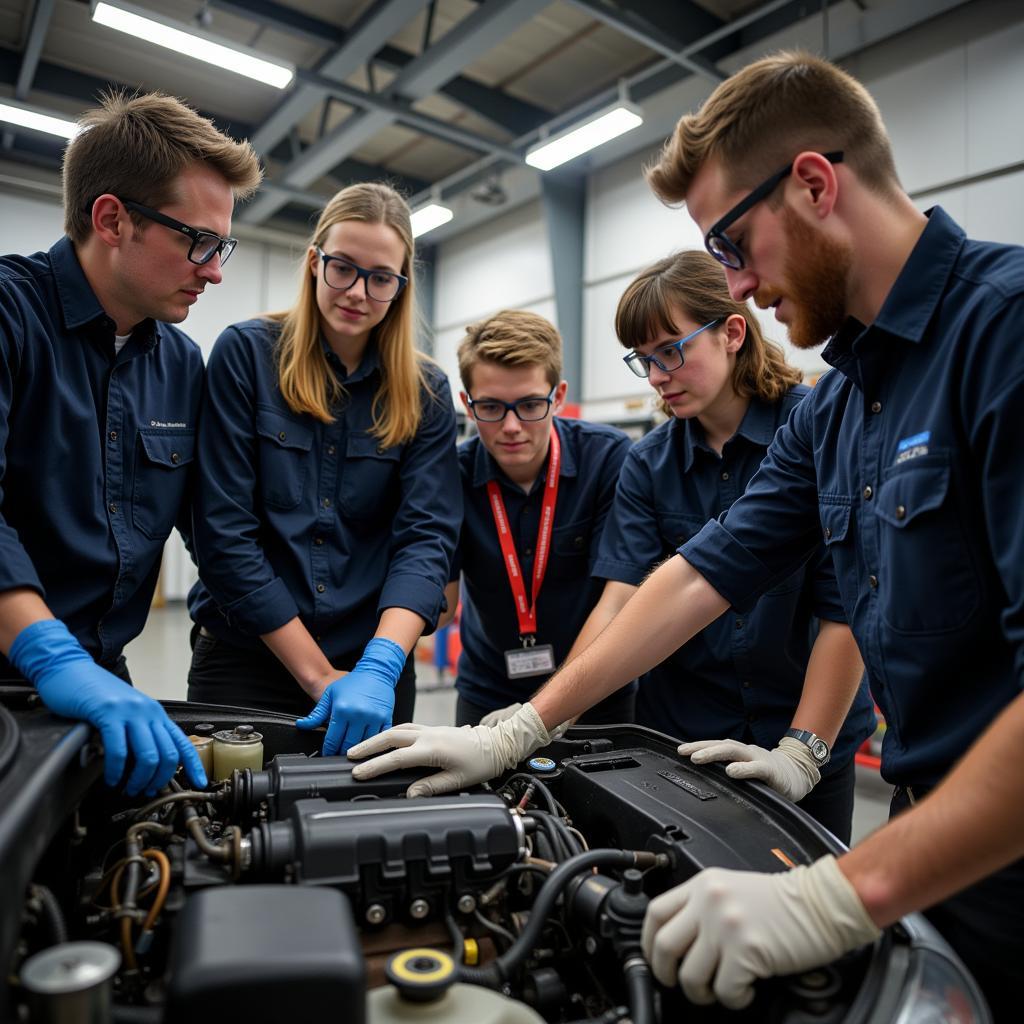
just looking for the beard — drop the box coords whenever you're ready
[761,207,853,350]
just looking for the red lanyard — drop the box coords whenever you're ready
[486,426,561,640]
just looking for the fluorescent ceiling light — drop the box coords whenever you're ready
[526,104,643,171]
[0,101,78,139]
[91,1,294,89]
[411,203,453,239]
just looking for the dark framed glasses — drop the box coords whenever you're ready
[465,387,557,423]
[122,200,237,266]
[315,248,408,302]
[704,151,844,270]
[623,319,723,378]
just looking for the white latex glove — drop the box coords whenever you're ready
[348,702,551,797]
[480,702,571,739]
[676,736,820,802]
[642,855,881,1009]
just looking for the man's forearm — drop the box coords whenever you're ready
[532,555,728,729]
[841,689,1024,927]
[790,619,865,745]
[0,588,53,655]
[564,579,637,664]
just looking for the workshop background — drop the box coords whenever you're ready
[0,0,1021,839]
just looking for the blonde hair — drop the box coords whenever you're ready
[457,310,563,392]
[647,50,900,205]
[271,182,429,448]
[616,250,801,404]
[63,90,261,244]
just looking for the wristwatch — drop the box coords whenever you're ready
[785,728,831,767]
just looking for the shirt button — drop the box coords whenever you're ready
[895,505,906,520]
[735,618,744,629]
[721,471,730,481]
[316,583,326,593]
[314,537,324,546]
[108,503,118,514]
[327,445,336,455]
[868,574,879,589]
[524,546,534,556]
[278,431,286,441]
[170,452,180,464]
[863,485,873,500]
[322,497,332,508]
[377,445,386,454]
[573,535,585,549]
[108,430,118,442]
[823,526,832,540]
[742,680,751,689]
[871,401,882,414]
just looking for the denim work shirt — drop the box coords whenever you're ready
[594,388,875,772]
[0,237,202,669]
[188,319,460,664]
[455,416,632,709]
[682,208,1024,787]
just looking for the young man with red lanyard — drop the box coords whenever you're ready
[437,310,633,727]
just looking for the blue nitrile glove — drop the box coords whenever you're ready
[9,619,207,795]
[295,637,405,755]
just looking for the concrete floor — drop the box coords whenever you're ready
[128,604,891,845]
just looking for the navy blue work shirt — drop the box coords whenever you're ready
[0,237,202,669]
[682,208,1024,787]
[594,388,875,772]
[455,416,632,710]
[188,319,460,665]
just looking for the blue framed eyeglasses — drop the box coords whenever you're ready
[622,319,723,378]
[465,387,557,422]
[315,247,408,302]
[704,151,844,270]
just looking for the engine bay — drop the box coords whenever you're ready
[0,694,989,1023]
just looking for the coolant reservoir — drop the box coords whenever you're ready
[212,724,264,781]
[368,949,544,1024]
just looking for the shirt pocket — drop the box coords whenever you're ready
[874,453,980,634]
[132,429,195,540]
[255,407,314,511]
[340,433,402,520]
[657,512,707,551]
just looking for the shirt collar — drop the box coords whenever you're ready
[50,236,110,331]
[320,335,381,383]
[472,416,578,490]
[676,397,773,472]
[823,206,965,370]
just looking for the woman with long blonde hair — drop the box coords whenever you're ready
[188,182,460,754]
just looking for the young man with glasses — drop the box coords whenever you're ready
[350,51,1024,1019]
[435,310,632,727]
[0,91,261,796]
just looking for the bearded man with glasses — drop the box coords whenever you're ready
[0,92,261,797]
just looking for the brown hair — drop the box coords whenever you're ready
[616,249,801,403]
[457,310,563,393]
[63,90,261,243]
[270,182,431,447]
[647,50,900,205]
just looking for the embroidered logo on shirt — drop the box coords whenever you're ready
[895,430,930,464]
[149,420,188,428]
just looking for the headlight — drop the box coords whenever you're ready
[893,946,990,1024]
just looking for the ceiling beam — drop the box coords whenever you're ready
[242,0,552,224]
[4,0,57,150]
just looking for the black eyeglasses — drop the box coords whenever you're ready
[122,200,237,266]
[623,319,723,378]
[465,387,557,423]
[704,151,844,270]
[316,248,408,302]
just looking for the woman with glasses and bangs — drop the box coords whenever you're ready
[575,249,876,842]
[187,182,461,756]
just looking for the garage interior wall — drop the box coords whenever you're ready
[0,1,1021,598]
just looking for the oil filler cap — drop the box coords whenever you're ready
[386,948,456,1002]
[527,756,556,773]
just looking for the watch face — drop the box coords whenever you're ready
[811,739,830,763]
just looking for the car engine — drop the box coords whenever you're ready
[0,694,990,1023]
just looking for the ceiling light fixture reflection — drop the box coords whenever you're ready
[411,203,454,239]
[0,101,78,139]
[525,103,643,171]
[91,1,294,88]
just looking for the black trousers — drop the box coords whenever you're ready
[455,687,636,729]
[186,628,416,726]
[891,785,1019,1023]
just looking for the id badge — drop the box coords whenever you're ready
[504,644,556,680]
